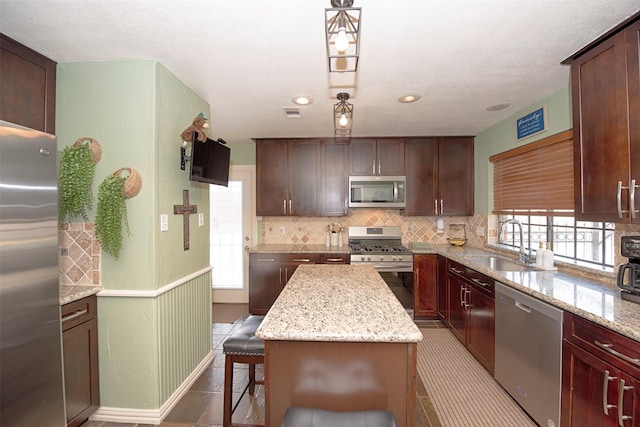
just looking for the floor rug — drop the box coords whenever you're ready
[212,303,249,323]
[417,327,536,427]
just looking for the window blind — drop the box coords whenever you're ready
[490,130,574,216]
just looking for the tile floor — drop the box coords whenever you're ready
[81,309,438,427]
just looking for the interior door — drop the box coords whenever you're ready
[211,165,257,303]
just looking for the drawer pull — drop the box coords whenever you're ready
[596,341,640,367]
[257,258,275,262]
[603,369,617,416]
[62,308,88,324]
[450,267,463,274]
[324,258,344,262]
[471,278,490,288]
[618,379,633,426]
[292,258,311,262]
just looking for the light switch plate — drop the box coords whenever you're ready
[198,213,204,227]
[160,214,169,232]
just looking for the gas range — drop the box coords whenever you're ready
[348,226,413,272]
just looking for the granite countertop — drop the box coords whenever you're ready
[411,243,640,343]
[60,284,102,305]
[256,264,422,343]
[248,244,350,254]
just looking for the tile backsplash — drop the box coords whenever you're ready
[262,210,489,248]
[59,222,101,285]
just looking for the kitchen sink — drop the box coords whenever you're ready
[470,256,534,272]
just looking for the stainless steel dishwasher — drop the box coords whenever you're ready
[495,282,563,427]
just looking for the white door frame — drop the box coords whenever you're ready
[212,165,257,303]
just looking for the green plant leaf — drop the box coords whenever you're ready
[58,144,95,222]
[95,175,130,259]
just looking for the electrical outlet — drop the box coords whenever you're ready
[160,214,168,232]
[477,226,485,236]
[198,213,204,227]
[279,225,285,234]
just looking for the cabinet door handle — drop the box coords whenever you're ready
[460,285,465,307]
[283,199,287,215]
[596,341,640,367]
[62,308,88,324]
[434,199,438,216]
[279,268,282,285]
[289,199,292,215]
[440,199,444,215]
[464,289,472,309]
[618,379,633,426]
[603,369,617,416]
[631,179,638,219]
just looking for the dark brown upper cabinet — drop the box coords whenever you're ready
[348,138,405,176]
[403,137,474,216]
[565,16,639,223]
[1,34,57,134]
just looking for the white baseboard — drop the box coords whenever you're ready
[89,350,214,424]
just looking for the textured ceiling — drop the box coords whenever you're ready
[1,0,639,144]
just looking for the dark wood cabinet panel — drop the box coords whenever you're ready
[62,295,99,427]
[413,254,437,318]
[256,139,288,215]
[404,138,438,215]
[404,137,474,216]
[438,138,474,216]
[569,18,640,223]
[321,141,349,216]
[445,259,495,374]
[289,140,322,216]
[561,311,640,426]
[0,34,56,134]
[436,255,448,322]
[249,253,320,315]
[348,138,404,176]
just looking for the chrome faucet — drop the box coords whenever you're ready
[501,219,532,264]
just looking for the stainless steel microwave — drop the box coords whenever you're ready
[349,176,406,208]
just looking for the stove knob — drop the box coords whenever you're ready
[379,256,384,261]
[360,256,365,261]
[366,256,372,261]
[397,256,403,261]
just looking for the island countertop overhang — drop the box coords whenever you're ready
[255,264,422,343]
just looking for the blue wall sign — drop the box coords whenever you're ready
[516,106,547,140]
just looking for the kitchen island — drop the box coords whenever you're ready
[255,264,422,427]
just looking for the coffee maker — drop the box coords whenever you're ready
[617,236,640,303]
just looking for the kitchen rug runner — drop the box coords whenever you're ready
[417,327,536,427]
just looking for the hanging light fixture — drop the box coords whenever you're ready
[325,0,361,72]
[334,92,353,135]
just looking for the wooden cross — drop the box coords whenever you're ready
[173,189,198,250]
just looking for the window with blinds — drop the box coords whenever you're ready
[490,129,574,216]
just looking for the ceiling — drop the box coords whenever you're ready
[1,1,639,144]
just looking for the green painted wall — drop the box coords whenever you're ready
[473,86,573,214]
[57,60,212,411]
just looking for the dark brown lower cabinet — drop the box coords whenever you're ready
[561,311,640,426]
[445,260,495,374]
[413,254,437,318]
[62,295,99,427]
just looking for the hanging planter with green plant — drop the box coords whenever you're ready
[94,167,142,259]
[58,139,101,222]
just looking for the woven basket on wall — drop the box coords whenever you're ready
[113,167,142,199]
[73,137,102,164]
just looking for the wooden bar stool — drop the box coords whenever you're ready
[281,406,397,427]
[222,315,265,427]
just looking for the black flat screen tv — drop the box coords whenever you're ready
[189,134,231,187]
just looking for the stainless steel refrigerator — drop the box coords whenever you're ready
[0,120,66,426]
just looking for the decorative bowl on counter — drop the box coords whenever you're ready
[447,237,467,246]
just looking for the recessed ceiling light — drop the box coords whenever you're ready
[398,94,421,103]
[292,96,313,105]
[486,102,511,111]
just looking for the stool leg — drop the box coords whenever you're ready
[248,363,256,395]
[223,354,233,427]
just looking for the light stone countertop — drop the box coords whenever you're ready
[255,264,423,343]
[411,244,640,343]
[60,284,102,305]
